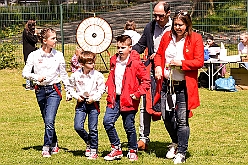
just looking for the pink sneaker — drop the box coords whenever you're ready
[104,145,123,161]
[87,153,98,160]
[42,151,51,158]
[51,146,60,155]
[127,149,138,161]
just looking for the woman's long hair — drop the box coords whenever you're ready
[171,10,192,37]
[25,19,36,34]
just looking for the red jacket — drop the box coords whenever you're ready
[154,31,204,111]
[106,50,151,112]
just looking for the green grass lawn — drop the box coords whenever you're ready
[0,69,248,165]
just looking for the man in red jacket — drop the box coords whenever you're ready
[103,35,150,161]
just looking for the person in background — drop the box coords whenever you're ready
[205,35,226,77]
[103,35,150,161]
[22,19,38,90]
[68,51,105,160]
[154,10,204,164]
[238,32,248,68]
[122,20,141,46]
[22,28,71,158]
[70,46,83,73]
[238,32,248,55]
[205,35,219,48]
[132,1,172,151]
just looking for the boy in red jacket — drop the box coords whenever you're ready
[103,35,150,161]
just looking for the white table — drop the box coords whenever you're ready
[201,60,229,90]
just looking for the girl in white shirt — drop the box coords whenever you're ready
[22,28,71,157]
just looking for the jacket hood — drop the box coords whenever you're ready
[129,50,140,61]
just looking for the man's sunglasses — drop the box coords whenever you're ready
[153,14,166,18]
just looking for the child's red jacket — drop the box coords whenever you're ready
[106,50,150,112]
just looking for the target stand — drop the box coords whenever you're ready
[76,16,113,70]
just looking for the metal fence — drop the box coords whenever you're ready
[1,1,248,71]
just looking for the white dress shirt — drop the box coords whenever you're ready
[115,55,130,95]
[68,68,105,101]
[164,34,185,81]
[22,48,70,90]
[154,17,172,52]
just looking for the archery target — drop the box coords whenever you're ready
[76,17,113,54]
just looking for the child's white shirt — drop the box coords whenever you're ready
[115,55,130,95]
[68,68,105,101]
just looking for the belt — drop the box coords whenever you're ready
[35,83,62,99]
[116,95,120,100]
[77,96,100,113]
[172,80,186,86]
[37,82,60,87]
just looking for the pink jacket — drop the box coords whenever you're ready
[154,31,204,110]
[106,50,150,112]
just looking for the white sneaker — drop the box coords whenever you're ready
[104,145,123,161]
[173,153,186,164]
[87,153,98,160]
[166,143,177,159]
[42,151,51,158]
[85,145,91,157]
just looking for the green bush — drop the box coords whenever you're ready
[0,41,19,69]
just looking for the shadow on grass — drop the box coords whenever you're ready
[67,141,191,158]
[67,149,84,157]
[138,141,191,159]
[22,145,69,152]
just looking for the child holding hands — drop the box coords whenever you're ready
[68,51,105,159]
[103,35,150,161]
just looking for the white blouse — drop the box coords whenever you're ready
[164,34,185,81]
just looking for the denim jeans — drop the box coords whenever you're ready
[103,97,138,150]
[35,83,61,147]
[74,101,99,150]
[163,83,190,155]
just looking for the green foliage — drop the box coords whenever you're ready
[0,25,22,38]
[0,42,19,69]
[0,24,22,70]
[192,1,247,33]
[1,69,248,164]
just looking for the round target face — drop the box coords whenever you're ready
[76,17,113,54]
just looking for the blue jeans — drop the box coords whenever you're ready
[35,83,61,147]
[74,101,99,150]
[163,83,190,155]
[103,97,138,150]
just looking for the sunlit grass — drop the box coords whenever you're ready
[0,69,248,164]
